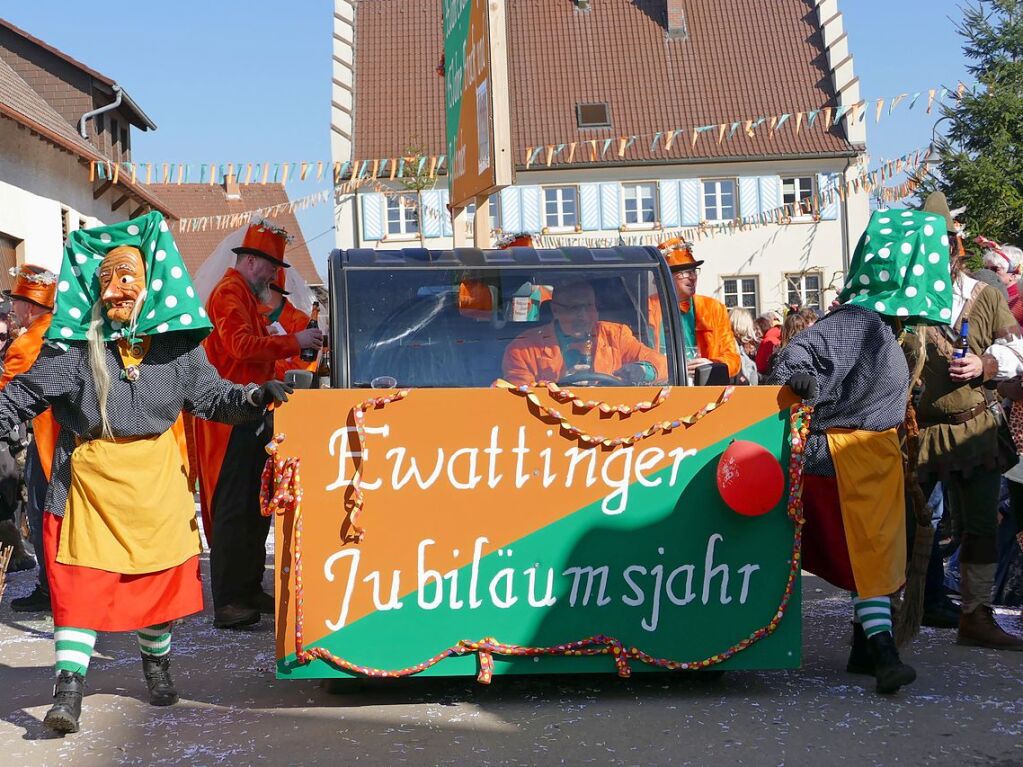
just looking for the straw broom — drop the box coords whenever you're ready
[894,330,933,647]
[0,544,13,603]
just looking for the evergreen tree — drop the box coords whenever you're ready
[922,0,1023,246]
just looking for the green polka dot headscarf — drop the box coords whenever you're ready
[839,209,953,324]
[47,211,213,344]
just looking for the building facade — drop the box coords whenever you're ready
[0,17,167,285]
[333,0,869,314]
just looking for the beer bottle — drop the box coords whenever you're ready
[953,316,970,360]
[300,302,321,362]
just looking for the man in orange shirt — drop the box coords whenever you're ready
[3,266,59,613]
[503,281,666,386]
[658,239,740,380]
[194,221,322,629]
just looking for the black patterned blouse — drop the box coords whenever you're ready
[0,333,262,517]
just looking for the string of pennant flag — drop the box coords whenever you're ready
[171,145,929,235]
[95,82,976,188]
[533,150,932,249]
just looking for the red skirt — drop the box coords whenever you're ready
[44,511,204,631]
[801,474,856,592]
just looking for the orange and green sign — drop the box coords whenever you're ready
[443,0,512,209]
[272,386,805,680]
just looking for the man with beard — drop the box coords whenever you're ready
[194,220,322,629]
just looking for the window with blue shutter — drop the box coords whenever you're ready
[658,180,681,228]
[817,173,840,220]
[438,188,453,236]
[500,187,522,232]
[360,192,384,241]
[758,176,782,216]
[599,183,621,230]
[680,179,701,225]
[520,185,543,233]
[579,184,602,230]
[738,177,760,220]
[421,190,442,238]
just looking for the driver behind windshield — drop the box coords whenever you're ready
[501,281,667,386]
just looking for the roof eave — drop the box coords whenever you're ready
[94,81,157,131]
[0,105,173,217]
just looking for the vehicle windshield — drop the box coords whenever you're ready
[344,266,678,388]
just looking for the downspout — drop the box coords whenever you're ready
[839,156,855,275]
[79,84,122,138]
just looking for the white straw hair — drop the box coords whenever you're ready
[86,300,113,439]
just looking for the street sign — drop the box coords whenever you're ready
[443,0,512,211]
[274,387,803,680]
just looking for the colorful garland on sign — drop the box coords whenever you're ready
[260,391,813,682]
[495,381,733,448]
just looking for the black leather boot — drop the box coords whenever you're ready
[43,671,84,733]
[141,654,179,706]
[866,631,916,694]
[846,622,874,675]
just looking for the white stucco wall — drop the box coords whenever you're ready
[0,119,129,273]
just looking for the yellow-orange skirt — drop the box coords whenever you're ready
[44,512,203,631]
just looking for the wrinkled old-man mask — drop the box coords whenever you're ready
[99,246,146,324]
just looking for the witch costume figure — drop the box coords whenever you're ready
[0,212,291,734]
[769,208,954,695]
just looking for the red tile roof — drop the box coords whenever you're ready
[353,0,857,167]
[0,54,170,215]
[147,184,323,286]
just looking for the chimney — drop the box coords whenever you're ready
[667,1,688,40]
[223,173,241,200]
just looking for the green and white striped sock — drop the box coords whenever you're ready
[137,623,172,657]
[852,595,893,638]
[54,627,97,676]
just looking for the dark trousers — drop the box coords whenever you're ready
[24,442,48,594]
[210,417,272,609]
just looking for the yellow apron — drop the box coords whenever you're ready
[58,428,201,574]
[826,428,906,598]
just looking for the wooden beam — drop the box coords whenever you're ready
[93,180,113,200]
[129,204,146,218]
[111,194,129,211]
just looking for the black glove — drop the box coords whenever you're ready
[786,374,818,401]
[255,380,294,408]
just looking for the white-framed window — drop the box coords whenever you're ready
[782,176,816,216]
[622,182,656,226]
[386,192,419,236]
[722,276,759,317]
[544,186,578,230]
[786,272,823,308]
[702,179,737,222]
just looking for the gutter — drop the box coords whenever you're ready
[79,85,123,138]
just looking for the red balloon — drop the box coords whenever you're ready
[716,440,784,516]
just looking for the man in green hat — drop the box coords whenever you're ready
[769,207,956,693]
[0,212,295,733]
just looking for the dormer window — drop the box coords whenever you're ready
[576,102,611,129]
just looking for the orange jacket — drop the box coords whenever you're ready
[0,313,58,480]
[202,268,301,385]
[502,321,667,386]
[273,299,311,380]
[688,294,741,378]
[648,294,741,378]
[194,269,302,542]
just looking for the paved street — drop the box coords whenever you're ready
[1,542,1021,767]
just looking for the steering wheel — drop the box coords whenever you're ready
[557,370,626,387]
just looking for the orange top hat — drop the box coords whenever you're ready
[658,237,704,272]
[269,266,290,295]
[5,264,57,310]
[232,219,291,267]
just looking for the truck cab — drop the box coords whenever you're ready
[326,245,689,389]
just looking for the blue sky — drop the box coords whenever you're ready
[4,1,972,276]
